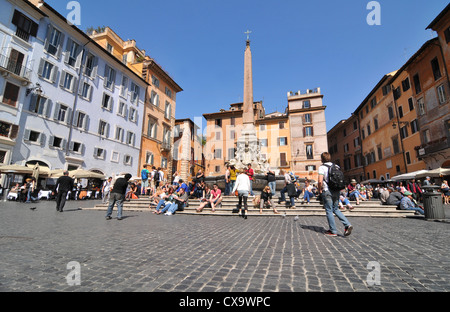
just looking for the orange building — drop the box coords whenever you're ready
[90,27,183,178]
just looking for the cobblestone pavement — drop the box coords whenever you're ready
[0,199,449,293]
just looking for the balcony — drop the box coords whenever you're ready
[161,142,171,152]
[417,137,450,158]
[0,54,32,82]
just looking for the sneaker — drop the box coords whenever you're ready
[165,212,173,216]
[344,225,353,237]
[106,216,112,220]
[324,230,337,237]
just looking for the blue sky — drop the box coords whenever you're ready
[47,0,448,132]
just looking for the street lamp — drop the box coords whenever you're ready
[392,121,408,130]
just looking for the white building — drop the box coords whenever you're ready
[0,0,148,186]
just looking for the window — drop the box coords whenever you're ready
[104,65,116,90]
[377,146,383,161]
[152,75,160,88]
[2,82,20,107]
[230,117,236,126]
[367,124,371,136]
[115,126,124,142]
[304,113,312,124]
[382,84,391,96]
[74,111,88,130]
[304,127,313,137]
[147,119,157,139]
[344,144,349,153]
[400,125,408,139]
[84,53,97,78]
[129,107,137,122]
[24,129,44,145]
[80,82,92,100]
[413,74,421,94]
[353,121,358,131]
[374,118,379,130]
[163,128,171,145]
[306,145,313,160]
[7,49,25,76]
[437,84,447,104]
[12,10,38,42]
[260,124,266,131]
[405,152,411,165]
[29,94,51,117]
[69,141,83,154]
[106,43,113,53]
[408,98,414,111]
[94,147,105,159]
[402,77,410,92]
[126,132,135,146]
[120,76,128,98]
[343,129,347,137]
[229,130,235,140]
[65,39,81,68]
[410,119,419,134]
[398,106,404,118]
[145,152,154,165]
[165,87,172,99]
[279,122,285,129]
[49,135,65,149]
[0,150,6,164]
[393,87,401,100]
[98,120,109,137]
[445,27,450,43]
[418,98,425,116]
[150,91,159,106]
[102,93,113,111]
[431,57,442,81]
[60,71,75,92]
[165,102,171,119]
[228,148,235,160]
[354,137,360,147]
[117,102,126,117]
[161,157,167,169]
[215,119,222,128]
[280,153,288,166]
[388,105,394,120]
[130,83,139,104]
[260,139,268,147]
[54,103,70,123]
[38,59,57,82]
[354,154,362,167]
[122,54,127,64]
[392,136,400,154]
[45,26,64,57]
[370,97,377,108]
[303,100,311,109]
[277,137,288,146]
[344,158,351,171]
[214,149,222,159]
[0,121,18,140]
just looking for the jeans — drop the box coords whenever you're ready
[106,192,125,219]
[160,202,175,214]
[225,182,230,196]
[155,199,166,212]
[249,180,254,196]
[303,190,314,203]
[323,190,351,234]
[280,187,295,207]
[403,206,424,215]
[268,181,276,196]
[237,190,248,210]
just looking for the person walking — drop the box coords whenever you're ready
[318,152,353,237]
[102,177,112,204]
[141,165,150,195]
[245,163,255,196]
[106,174,132,220]
[54,171,74,212]
[232,171,251,219]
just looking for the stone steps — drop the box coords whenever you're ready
[88,196,418,218]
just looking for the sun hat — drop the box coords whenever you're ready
[351,179,357,184]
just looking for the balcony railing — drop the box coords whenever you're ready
[0,54,32,81]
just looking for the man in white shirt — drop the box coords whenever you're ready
[232,172,251,219]
[318,152,353,237]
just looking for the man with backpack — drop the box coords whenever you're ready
[141,165,150,195]
[318,152,353,237]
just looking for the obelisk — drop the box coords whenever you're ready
[243,36,254,126]
[231,31,267,172]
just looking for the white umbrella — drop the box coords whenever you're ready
[391,170,429,181]
[0,164,34,174]
[416,168,450,179]
[69,169,106,179]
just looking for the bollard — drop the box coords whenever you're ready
[422,186,445,221]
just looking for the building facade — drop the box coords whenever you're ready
[90,27,183,180]
[1,0,148,187]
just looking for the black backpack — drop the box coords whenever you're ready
[153,171,159,181]
[324,163,345,191]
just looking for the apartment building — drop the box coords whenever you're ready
[90,27,183,179]
[1,0,148,187]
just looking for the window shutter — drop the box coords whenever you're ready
[23,129,30,141]
[44,24,53,52]
[83,114,89,131]
[72,111,79,126]
[92,56,98,78]
[51,65,58,83]
[39,133,46,146]
[29,94,37,112]
[38,58,45,77]
[30,21,38,37]
[64,38,72,64]
[10,125,19,140]
[49,135,55,147]
[44,99,53,118]
[66,108,72,124]
[53,102,60,120]
[59,71,65,88]
[72,77,78,93]
[93,147,98,157]
[56,33,65,59]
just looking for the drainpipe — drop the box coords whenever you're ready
[391,85,409,174]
